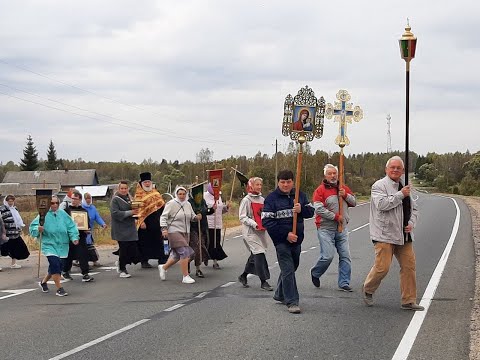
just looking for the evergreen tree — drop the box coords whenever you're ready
[19,135,39,171]
[45,140,59,170]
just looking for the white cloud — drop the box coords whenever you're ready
[0,0,479,166]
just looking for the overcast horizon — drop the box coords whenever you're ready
[1,0,479,165]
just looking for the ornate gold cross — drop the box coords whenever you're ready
[325,90,363,148]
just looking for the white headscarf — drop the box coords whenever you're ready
[3,197,25,229]
[174,186,189,206]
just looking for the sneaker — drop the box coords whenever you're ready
[82,274,94,282]
[213,263,220,270]
[401,303,425,311]
[182,275,195,284]
[0,267,3,271]
[238,274,249,288]
[62,272,73,280]
[10,263,22,269]
[141,261,152,269]
[72,260,80,267]
[261,281,273,291]
[273,295,285,304]
[287,305,301,314]
[39,281,49,293]
[115,261,120,273]
[56,287,68,297]
[363,286,373,307]
[195,269,204,278]
[119,271,131,278]
[158,265,166,280]
[310,268,320,288]
[339,285,353,292]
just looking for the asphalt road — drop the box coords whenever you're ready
[0,193,474,360]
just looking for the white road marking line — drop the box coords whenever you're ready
[221,281,236,288]
[356,202,370,207]
[0,288,36,300]
[48,318,150,360]
[274,261,278,264]
[392,196,460,360]
[195,291,209,298]
[164,304,185,312]
[99,266,117,270]
[71,272,100,276]
[301,250,308,254]
[232,235,242,238]
[348,223,369,233]
[47,279,70,285]
[309,246,317,250]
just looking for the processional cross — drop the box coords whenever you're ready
[325,90,363,231]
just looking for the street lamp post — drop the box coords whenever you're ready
[399,20,417,185]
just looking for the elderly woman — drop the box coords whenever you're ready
[82,192,107,266]
[0,216,6,271]
[110,181,141,278]
[0,194,30,268]
[158,186,201,284]
[237,177,272,291]
[30,195,79,297]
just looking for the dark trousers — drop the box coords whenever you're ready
[118,241,141,271]
[243,252,270,281]
[274,242,301,306]
[63,238,89,275]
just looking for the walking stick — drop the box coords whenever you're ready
[197,220,202,263]
[37,232,43,278]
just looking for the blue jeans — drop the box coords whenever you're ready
[274,242,301,306]
[311,228,351,287]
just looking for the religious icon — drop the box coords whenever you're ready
[282,85,325,142]
[70,211,89,230]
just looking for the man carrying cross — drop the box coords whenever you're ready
[310,164,356,291]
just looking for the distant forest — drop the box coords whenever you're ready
[2,136,480,198]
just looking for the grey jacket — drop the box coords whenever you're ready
[369,176,418,245]
[110,194,138,242]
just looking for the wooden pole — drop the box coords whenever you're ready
[338,147,345,233]
[292,141,304,235]
[222,165,237,246]
[37,233,42,278]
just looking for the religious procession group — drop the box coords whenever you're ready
[1,155,424,314]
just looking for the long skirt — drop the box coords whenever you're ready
[118,241,141,271]
[0,235,30,260]
[207,228,227,261]
[189,228,209,266]
[243,252,270,281]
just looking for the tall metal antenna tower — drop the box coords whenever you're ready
[386,114,392,152]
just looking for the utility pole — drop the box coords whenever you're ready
[386,114,392,153]
[275,138,278,178]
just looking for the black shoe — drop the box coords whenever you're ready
[141,262,152,269]
[238,275,249,288]
[39,281,49,293]
[261,281,273,291]
[56,287,68,297]
[62,272,73,280]
[195,269,204,278]
[339,285,353,292]
[273,295,285,303]
[310,269,320,288]
[82,274,94,282]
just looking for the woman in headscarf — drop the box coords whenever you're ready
[110,181,141,278]
[204,183,229,269]
[82,192,107,266]
[30,195,79,297]
[0,194,30,268]
[237,177,273,291]
[159,186,201,284]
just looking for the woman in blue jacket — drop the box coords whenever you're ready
[82,192,107,266]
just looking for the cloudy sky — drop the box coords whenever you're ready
[0,0,478,165]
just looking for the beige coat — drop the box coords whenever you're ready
[369,176,418,245]
[239,193,268,254]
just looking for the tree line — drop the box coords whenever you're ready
[1,135,479,198]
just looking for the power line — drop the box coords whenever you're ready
[0,58,250,136]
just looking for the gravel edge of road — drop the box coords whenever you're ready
[458,196,480,360]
